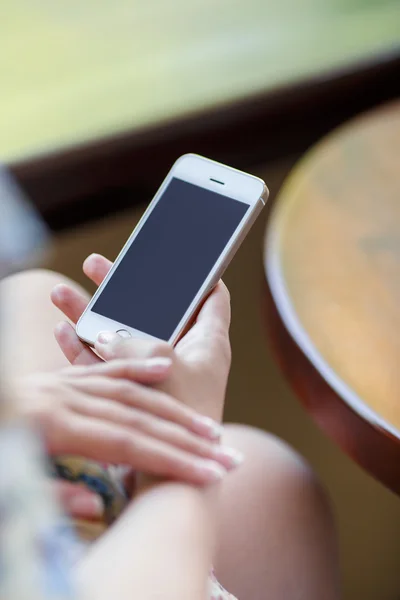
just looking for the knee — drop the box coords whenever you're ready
[223,423,310,474]
[222,424,333,521]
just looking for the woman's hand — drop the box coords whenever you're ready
[12,359,238,485]
[55,479,104,520]
[51,253,232,423]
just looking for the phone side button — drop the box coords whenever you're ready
[116,329,132,338]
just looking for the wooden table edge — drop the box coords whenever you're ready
[263,206,400,494]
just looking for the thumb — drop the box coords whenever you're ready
[95,331,172,362]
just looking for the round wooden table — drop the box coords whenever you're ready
[264,100,400,493]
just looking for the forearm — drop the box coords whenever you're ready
[135,371,226,546]
[77,482,212,600]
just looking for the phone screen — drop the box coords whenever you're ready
[92,177,249,340]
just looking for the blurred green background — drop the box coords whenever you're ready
[2,2,400,597]
[1,0,399,161]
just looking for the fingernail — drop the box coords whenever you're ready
[212,446,245,470]
[51,284,62,300]
[97,331,117,344]
[68,494,104,518]
[145,357,173,374]
[192,416,223,440]
[194,460,227,484]
[84,253,101,266]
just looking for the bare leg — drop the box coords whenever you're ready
[0,269,87,377]
[215,425,340,600]
[0,270,340,599]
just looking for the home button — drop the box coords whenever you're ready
[116,329,132,338]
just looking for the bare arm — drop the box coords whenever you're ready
[78,482,212,600]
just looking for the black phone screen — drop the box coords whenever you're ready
[92,177,249,340]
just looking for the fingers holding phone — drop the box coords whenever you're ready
[75,155,267,347]
[51,254,234,422]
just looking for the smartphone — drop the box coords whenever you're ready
[77,154,268,346]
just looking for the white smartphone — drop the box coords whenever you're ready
[77,154,268,346]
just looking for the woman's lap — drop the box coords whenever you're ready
[0,269,340,600]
